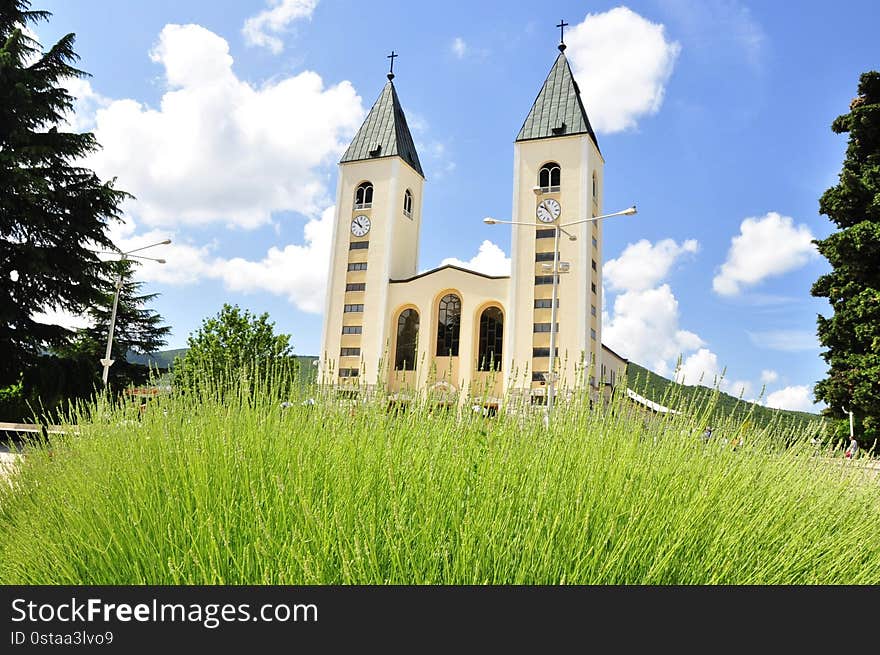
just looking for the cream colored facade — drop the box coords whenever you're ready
[319,48,625,407]
[508,136,604,398]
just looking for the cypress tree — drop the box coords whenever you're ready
[811,71,880,447]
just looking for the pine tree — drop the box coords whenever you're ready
[0,0,128,386]
[811,71,880,447]
[65,258,171,388]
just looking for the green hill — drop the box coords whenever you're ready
[624,362,823,431]
[127,349,320,383]
[125,348,188,369]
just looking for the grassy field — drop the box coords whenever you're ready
[128,348,822,426]
[0,377,877,585]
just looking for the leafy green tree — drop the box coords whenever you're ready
[0,0,128,386]
[64,258,171,389]
[174,304,294,395]
[811,71,880,448]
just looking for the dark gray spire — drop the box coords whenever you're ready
[516,51,599,151]
[340,80,423,177]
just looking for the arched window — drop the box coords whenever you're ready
[403,189,413,217]
[538,162,561,192]
[436,294,461,357]
[394,308,419,371]
[477,307,503,371]
[354,182,373,209]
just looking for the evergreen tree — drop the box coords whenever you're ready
[811,71,880,447]
[0,0,128,386]
[65,258,171,388]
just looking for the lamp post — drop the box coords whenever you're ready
[100,239,171,386]
[484,205,636,424]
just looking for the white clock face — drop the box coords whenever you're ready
[351,215,371,237]
[536,198,561,223]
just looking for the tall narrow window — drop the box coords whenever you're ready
[535,275,559,285]
[477,307,503,371]
[592,172,598,203]
[354,182,373,209]
[538,162,561,192]
[403,189,413,217]
[394,309,419,371]
[436,294,461,356]
[535,251,559,262]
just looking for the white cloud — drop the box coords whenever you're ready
[713,212,818,296]
[566,7,681,133]
[16,23,42,66]
[728,379,753,399]
[602,284,704,375]
[108,208,334,314]
[451,37,467,59]
[747,329,818,352]
[242,0,317,54]
[765,385,816,413]
[32,308,93,331]
[86,23,363,230]
[60,77,111,132]
[675,348,721,387]
[602,236,705,375]
[441,240,511,277]
[603,236,750,397]
[604,238,698,292]
[674,348,752,397]
[760,369,778,384]
[211,206,333,313]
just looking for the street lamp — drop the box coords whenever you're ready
[100,239,171,386]
[484,205,636,424]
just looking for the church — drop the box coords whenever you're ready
[319,37,628,409]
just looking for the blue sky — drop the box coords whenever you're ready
[31,0,880,412]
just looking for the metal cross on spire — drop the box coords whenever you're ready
[557,19,569,52]
[387,50,398,80]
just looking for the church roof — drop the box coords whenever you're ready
[516,51,599,150]
[389,264,509,283]
[340,79,424,177]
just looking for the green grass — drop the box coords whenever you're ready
[0,376,877,584]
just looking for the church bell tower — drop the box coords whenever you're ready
[507,37,605,398]
[320,58,425,387]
